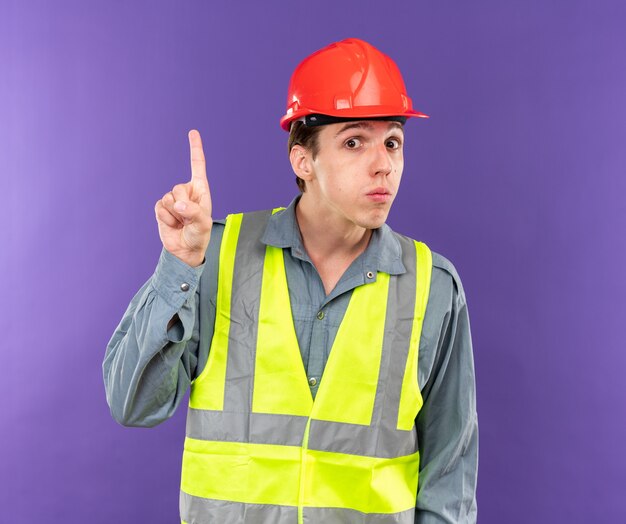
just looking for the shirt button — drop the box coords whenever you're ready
[316,310,325,320]
[366,271,374,279]
[308,377,318,387]
[180,282,190,292]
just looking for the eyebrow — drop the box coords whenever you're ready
[334,121,404,138]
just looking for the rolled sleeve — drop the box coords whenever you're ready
[152,248,204,308]
[153,248,205,343]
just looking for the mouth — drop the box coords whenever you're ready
[366,188,393,202]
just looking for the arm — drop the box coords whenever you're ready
[103,129,217,427]
[102,248,205,427]
[415,273,479,523]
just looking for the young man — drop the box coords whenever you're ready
[104,38,478,523]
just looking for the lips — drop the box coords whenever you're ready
[367,187,391,195]
[366,188,392,203]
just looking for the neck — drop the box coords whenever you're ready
[295,193,373,262]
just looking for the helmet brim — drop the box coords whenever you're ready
[281,108,429,131]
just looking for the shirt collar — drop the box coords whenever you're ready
[260,194,406,276]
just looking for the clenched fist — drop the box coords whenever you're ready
[154,130,213,267]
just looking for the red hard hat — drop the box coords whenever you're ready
[280,38,429,131]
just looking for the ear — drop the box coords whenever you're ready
[289,145,314,184]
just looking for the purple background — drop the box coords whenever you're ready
[2,1,625,522]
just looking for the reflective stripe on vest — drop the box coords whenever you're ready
[181,209,433,524]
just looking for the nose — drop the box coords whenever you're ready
[371,143,392,177]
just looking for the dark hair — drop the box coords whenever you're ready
[287,121,323,193]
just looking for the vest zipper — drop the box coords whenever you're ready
[297,417,312,524]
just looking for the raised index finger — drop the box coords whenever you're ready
[188,129,208,188]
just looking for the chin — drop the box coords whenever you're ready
[358,213,388,230]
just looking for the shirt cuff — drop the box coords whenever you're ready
[151,247,205,310]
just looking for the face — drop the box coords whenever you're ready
[299,120,404,231]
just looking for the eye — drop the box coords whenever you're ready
[386,138,402,150]
[345,137,362,149]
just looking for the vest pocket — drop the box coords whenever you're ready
[181,437,301,506]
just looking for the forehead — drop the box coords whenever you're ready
[327,120,404,138]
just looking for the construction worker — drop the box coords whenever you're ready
[104,38,478,523]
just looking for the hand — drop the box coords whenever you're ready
[154,130,213,267]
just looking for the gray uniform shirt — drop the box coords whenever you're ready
[103,194,478,524]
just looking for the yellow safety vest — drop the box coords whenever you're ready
[180,208,432,524]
